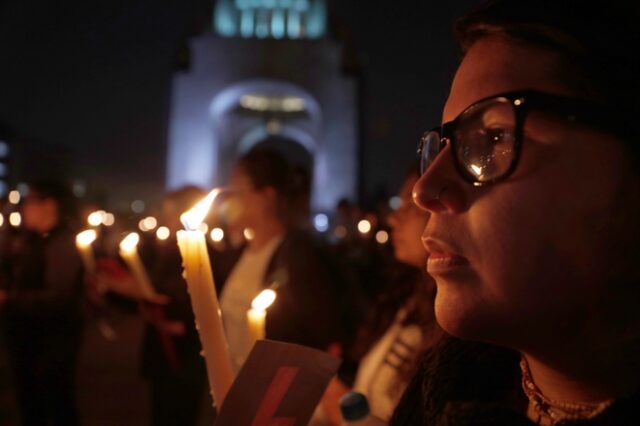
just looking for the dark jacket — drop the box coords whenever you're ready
[390,336,640,425]
[2,227,84,342]
[219,229,342,351]
[140,237,205,380]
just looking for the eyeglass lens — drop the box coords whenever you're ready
[420,97,518,183]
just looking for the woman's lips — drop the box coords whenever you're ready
[426,252,469,274]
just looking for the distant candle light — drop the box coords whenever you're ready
[8,190,20,205]
[210,227,224,242]
[247,289,277,343]
[76,229,98,272]
[9,212,21,227]
[76,229,98,247]
[357,219,372,234]
[375,230,389,244]
[143,216,158,231]
[87,210,105,227]
[102,213,115,227]
[119,232,140,253]
[251,289,277,311]
[156,226,170,241]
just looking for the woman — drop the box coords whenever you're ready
[220,148,339,371]
[318,167,437,425]
[0,182,84,426]
[392,1,640,424]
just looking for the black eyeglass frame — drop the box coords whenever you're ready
[417,90,630,187]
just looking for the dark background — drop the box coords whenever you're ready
[0,0,477,210]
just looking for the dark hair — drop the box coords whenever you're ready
[164,185,206,212]
[236,148,297,224]
[455,0,640,153]
[27,180,77,225]
[390,4,640,424]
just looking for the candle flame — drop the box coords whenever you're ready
[180,189,220,231]
[119,232,140,253]
[251,289,277,312]
[210,227,224,242]
[76,229,97,247]
[156,226,170,241]
[87,210,106,227]
[357,219,372,234]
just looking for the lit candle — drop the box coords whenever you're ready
[119,232,157,300]
[176,189,234,408]
[247,289,277,343]
[75,229,98,272]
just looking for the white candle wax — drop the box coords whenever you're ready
[176,189,234,409]
[119,232,157,300]
[246,289,277,345]
[75,229,97,272]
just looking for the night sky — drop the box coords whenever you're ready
[0,0,478,211]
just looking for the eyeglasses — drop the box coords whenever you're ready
[417,90,626,186]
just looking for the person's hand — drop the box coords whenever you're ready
[95,271,148,300]
[139,302,186,336]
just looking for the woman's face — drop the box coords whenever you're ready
[227,166,272,232]
[388,174,429,268]
[413,36,640,349]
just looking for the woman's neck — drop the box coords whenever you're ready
[521,336,640,408]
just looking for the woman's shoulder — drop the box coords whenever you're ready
[391,336,525,425]
[392,336,640,425]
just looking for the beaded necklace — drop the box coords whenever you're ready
[519,357,614,425]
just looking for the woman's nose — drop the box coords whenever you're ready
[412,144,466,214]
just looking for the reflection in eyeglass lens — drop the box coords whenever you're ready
[457,100,516,181]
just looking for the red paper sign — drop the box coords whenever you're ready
[215,340,341,426]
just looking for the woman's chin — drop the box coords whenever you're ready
[434,288,494,342]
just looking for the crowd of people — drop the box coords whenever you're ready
[0,148,430,425]
[2,0,640,425]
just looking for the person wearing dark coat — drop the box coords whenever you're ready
[0,182,84,426]
[96,186,210,426]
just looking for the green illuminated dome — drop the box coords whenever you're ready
[214,0,326,39]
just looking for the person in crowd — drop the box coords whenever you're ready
[318,166,438,424]
[0,181,84,426]
[97,186,212,426]
[391,1,640,424]
[220,147,340,371]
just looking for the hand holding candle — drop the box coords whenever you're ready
[76,229,97,272]
[119,232,158,301]
[247,289,277,343]
[176,189,234,409]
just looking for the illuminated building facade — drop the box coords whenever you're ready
[166,0,358,211]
